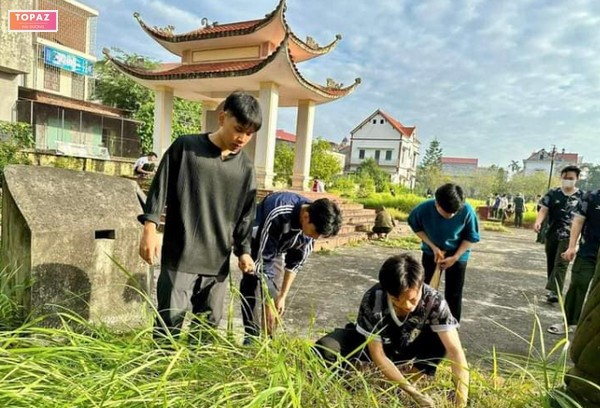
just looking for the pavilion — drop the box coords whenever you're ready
[104,0,360,190]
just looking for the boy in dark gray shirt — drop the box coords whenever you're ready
[138,91,261,340]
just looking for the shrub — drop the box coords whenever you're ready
[357,193,426,213]
[0,140,31,187]
[329,175,357,197]
[356,178,375,198]
[0,121,34,148]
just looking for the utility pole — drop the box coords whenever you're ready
[547,145,557,190]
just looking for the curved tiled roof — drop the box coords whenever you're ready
[102,37,361,100]
[133,0,339,60]
[133,0,286,42]
[102,47,274,80]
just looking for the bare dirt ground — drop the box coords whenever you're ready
[226,224,570,362]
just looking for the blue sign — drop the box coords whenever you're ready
[44,46,94,76]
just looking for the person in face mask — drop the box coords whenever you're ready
[534,165,585,303]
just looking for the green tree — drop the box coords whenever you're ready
[94,48,202,154]
[273,143,294,186]
[421,138,443,169]
[492,166,509,193]
[310,138,341,184]
[508,160,522,174]
[416,138,445,194]
[356,157,391,193]
[580,165,600,191]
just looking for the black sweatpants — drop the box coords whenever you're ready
[155,267,228,340]
[315,324,446,376]
[422,253,467,321]
[544,236,570,295]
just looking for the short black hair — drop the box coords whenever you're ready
[560,165,581,177]
[307,198,342,237]
[435,183,465,213]
[378,254,424,297]
[147,152,158,158]
[223,91,262,133]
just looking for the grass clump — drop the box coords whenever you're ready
[482,221,510,233]
[370,235,421,250]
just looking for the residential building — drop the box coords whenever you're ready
[348,109,420,188]
[523,149,581,176]
[441,157,479,177]
[1,0,140,159]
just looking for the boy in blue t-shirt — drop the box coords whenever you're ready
[407,183,480,321]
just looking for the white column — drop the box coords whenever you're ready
[292,100,316,191]
[254,82,279,189]
[153,87,174,156]
[201,101,218,133]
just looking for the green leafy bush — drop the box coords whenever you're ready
[0,140,31,187]
[0,121,34,148]
[357,193,425,213]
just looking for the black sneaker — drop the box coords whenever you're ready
[546,293,559,303]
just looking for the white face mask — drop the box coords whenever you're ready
[561,179,576,189]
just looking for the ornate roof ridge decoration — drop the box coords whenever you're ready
[288,30,342,56]
[274,36,360,99]
[102,37,361,100]
[281,5,341,57]
[133,0,287,43]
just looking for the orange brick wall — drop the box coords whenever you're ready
[38,0,88,54]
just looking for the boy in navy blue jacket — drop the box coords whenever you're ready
[240,191,342,341]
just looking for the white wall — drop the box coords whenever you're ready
[349,112,420,188]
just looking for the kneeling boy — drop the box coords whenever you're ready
[315,254,469,407]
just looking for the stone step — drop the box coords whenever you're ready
[313,231,368,252]
[341,208,377,218]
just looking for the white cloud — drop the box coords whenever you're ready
[82,0,600,167]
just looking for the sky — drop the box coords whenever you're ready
[82,0,600,168]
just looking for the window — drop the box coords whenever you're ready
[71,73,85,100]
[44,64,60,91]
[386,150,392,161]
[375,150,381,161]
[380,119,384,124]
[359,149,365,159]
[372,119,377,124]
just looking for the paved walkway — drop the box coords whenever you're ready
[227,224,569,359]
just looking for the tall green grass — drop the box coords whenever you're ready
[0,266,592,407]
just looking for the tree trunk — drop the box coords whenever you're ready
[566,249,600,407]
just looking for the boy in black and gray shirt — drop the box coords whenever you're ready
[138,91,261,339]
[316,254,469,408]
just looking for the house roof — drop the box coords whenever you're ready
[276,129,296,143]
[525,149,579,163]
[441,157,478,166]
[18,87,134,119]
[132,0,341,62]
[351,109,417,139]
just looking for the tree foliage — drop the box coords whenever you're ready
[310,138,342,183]
[416,138,446,194]
[356,157,391,193]
[94,48,202,154]
[273,143,295,186]
[580,165,600,191]
[421,138,443,168]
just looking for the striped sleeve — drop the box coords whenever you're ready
[254,204,294,279]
